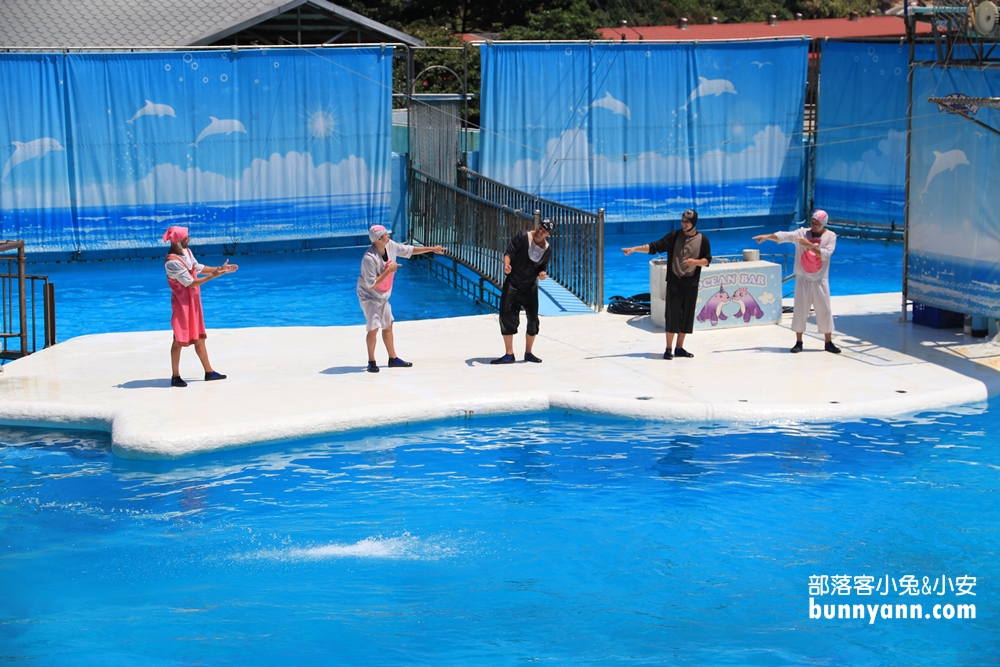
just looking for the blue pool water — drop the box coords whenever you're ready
[604,228,903,303]
[1,407,996,664]
[32,231,902,341]
[7,233,969,664]
[34,247,489,342]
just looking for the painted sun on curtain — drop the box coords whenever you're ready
[0,47,392,253]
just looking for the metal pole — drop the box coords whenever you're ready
[463,42,470,164]
[901,30,916,321]
[17,243,26,355]
[807,39,821,218]
[44,282,56,347]
[597,208,605,311]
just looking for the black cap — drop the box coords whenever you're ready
[540,217,554,231]
[682,209,698,225]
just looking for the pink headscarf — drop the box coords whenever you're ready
[162,226,189,244]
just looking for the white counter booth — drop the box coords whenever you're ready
[650,259,783,331]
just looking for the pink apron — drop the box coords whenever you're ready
[166,253,206,346]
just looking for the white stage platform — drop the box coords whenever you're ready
[1,293,998,459]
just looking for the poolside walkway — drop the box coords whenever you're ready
[1,292,998,459]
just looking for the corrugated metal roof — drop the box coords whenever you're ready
[0,0,424,48]
[597,16,931,42]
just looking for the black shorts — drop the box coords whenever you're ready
[499,281,539,336]
[665,280,698,334]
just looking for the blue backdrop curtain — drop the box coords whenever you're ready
[0,47,392,253]
[813,42,935,226]
[906,64,1000,317]
[0,54,74,248]
[478,41,809,223]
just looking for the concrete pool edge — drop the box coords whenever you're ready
[0,292,998,458]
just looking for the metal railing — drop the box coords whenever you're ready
[0,241,56,359]
[419,252,502,310]
[458,167,604,310]
[409,166,604,311]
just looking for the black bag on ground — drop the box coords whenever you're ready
[607,293,651,315]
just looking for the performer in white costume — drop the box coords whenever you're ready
[753,210,841,354]
[357,225,446,373]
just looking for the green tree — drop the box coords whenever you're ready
[501,1,603,39]
[789,0,876,19]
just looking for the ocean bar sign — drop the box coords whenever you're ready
[649,260,783,331]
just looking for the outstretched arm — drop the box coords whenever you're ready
[622,244,650,256]
[753,233,778,244]
[200,259,239,275]
[411,245,447,255]
[189,264,231,287]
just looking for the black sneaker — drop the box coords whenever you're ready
[388,357,413,368]
[825,341,842,354]
[673,347,694,358]
[790,341,803,353]
[663,349,673,360]
[367,361,379,373]
[171,376,187,388]
[524,352,542,363]
[205,371,227,381]
[490,354,515,365]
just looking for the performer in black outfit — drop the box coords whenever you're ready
[490,218,553,364]
[622,209,711,360]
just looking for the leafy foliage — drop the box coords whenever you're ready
[341,0,881,35]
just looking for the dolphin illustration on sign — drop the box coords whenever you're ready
[729,287,765,323]
[680,77,736,110]
[587,92,631,120]
[190,117,248,147]
[127,100,177,123]
[921,149,969,195]
[2,137,65,180]
[696,286,730,326]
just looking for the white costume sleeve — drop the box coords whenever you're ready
[165,257,194,286]
[388,239,414,260]
[360,249,382,290]
[773,230,803,244]
[819,229,836,261]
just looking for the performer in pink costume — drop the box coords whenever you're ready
[163,226,239,387]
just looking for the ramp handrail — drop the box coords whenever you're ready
[0,240,56,359]
[408,166,604,311]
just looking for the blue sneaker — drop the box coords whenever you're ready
[388,357,413,368]
[171,376,187,387]
[524,352,542,363]
[367,361,379,373]
[490,353,516,365]
[204,371,227,381]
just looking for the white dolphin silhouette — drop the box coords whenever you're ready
[2,137,65,180]
[747,185,777,197]
[127,100,177,124]
[921,149,969,195]
[190,116,247,147]
[587,92,631,120]
[680,77,737,110]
